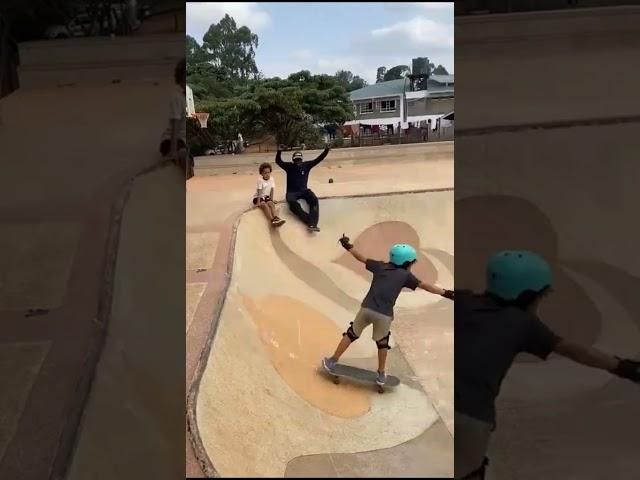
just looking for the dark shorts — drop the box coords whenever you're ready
[159,138,187,156]
[252,196,272,205]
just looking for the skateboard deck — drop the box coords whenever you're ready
[322,363,400,393]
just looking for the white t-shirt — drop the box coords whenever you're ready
[160,86,187,143]
[255,177,275,199]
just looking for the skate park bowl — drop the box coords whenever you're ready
[189,189,454,477]
[455,8,640,478]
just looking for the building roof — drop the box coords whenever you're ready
[350,74,454,101]
[430,74,454,84]
[349,79,407,101]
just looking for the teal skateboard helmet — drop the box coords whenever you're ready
[389,244,417,266]
[486,250,553,301]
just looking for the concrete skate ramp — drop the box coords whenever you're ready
[193,190,454,477]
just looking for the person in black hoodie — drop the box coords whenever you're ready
[275,144,330,232]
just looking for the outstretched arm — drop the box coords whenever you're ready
[348,247,367,264]
[309,146,330,168]
[339,234,368,264]
[418,281,447,297]
[554,339,618,371]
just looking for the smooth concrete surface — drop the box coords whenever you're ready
[285,420,453,478]
[457,8,640,479]
[0,222,80,310]
[194,141,454,175]
[194,191,453,477]
[186,232,220,271]
[186,143,454,478]
[0,342,50,461]
[66,165,185,480]
[18,34,184,88]
[456,7,640,130]
[186,283,207,333]
[1,32,188,479]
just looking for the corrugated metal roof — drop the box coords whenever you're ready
[350,75,454,101]
[430,74,454,84]
[349,78,407,101]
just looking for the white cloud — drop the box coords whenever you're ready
[371,17,453,50]
[186,2,271,42]
[415,2,454,11]
[383,2,454,13]
[318,57,360,69]
[329,15,454,79]
[191,3,454,84]
[290,49,314,62]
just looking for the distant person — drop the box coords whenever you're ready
[275,144,330,232]
[322,238,454,386]
[253,162,285,227]
[159,58,191,178]
[455,251,640,480]
[237,132,244,153]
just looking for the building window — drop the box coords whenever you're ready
[359,102,373,114]
[380,100,396,112]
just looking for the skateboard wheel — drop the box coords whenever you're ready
[333,376,340,384]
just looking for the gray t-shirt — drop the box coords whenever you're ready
[455,291,561,427]
[361,260,420,317]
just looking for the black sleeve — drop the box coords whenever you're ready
[522,316,562,359]
[275,150,287,170]
[308,147,330,168]
[365,259,382,273]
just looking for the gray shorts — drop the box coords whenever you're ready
[351,307,393,341]
[454,411,492,479]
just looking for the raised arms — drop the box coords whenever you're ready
[308,146,330,168]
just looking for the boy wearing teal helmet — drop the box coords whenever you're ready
[322,235,454,385]
[455,251,640,480]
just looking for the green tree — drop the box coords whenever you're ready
[233,72,353,147]
[186,35,208,67]
[334,70,367,92]
[201,14,259,81]
[376,66,386,83]
[383,65,410,81]
[334,70,353,90]
[349,76,367,91]
[187,61,237,100]
[189,96,259,153]
[432,64,449,75]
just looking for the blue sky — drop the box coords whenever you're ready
[186,2,453,84]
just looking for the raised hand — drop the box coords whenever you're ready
[339,234,354,251]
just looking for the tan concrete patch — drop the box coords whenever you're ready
[186,283,207,333]
[186,232,219,271]
[395,304,454,436]
[285,419,453,478]
[0,223,80,310]
[242,294,372,418]
[0,342,50,460]
[197,291,437,477]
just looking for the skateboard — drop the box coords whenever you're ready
[321,363,400,394]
